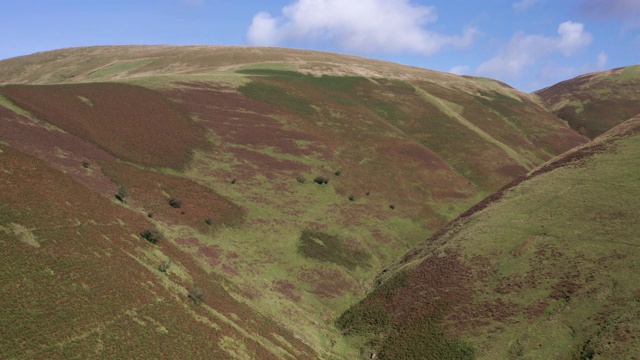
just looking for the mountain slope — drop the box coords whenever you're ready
[0,45,588,358]
[535,65,640,138]
[338,115,640,359]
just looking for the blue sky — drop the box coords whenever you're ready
[1,0,638,91]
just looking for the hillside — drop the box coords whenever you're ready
[338,115,640,359]
[0,45,588,358]
[535,65,640,139]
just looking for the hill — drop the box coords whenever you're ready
[0,45,588,358]
[337,115,640,359]
[535,65,640,139]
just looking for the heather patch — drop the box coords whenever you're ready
[0,83,208,170]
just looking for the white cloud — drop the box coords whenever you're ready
[449,65,471,75]
[513,0,545,12]
[247,0,477,55]
[477,21,592,80]
[596,52,608,69]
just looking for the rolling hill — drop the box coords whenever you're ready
[338,114,640,359]
[0,45,612,359]
[535,65,640,139]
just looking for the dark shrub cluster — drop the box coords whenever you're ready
[158,259,171,273]
[313,176,330,185]
[168,197,182,208]
[140,229,163,244]
[188,287,204,305]
[115,186,129,204]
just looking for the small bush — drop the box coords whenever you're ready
[205,218,213,225]
[188,287,204,305]
[334,170,341,176]
[168,197,182,208]
[366,190,371,196]
[348,194,356,201]
[313,176,330,185]
[115,186,129,204]
[231,178,237,184]
[158,259,171,273]
[296,176,306,184]
[140,229,163,244]
[81,161,90,168]
[389,204,396,210]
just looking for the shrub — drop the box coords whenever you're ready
[231,178,237,184]
[115,186,129,204]
[296,176,306,184]
[334,170,341,176]
[158,259,171,273]
[205,218,213,225]
[168,197,182,208]
[389,204,396,210]
[117,186,130,198]
[348,194,356,201]
[140,229,163,244]
[188,287,204,305]
[313,176,330,185]
[81,161,90,168]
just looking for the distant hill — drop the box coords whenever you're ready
[535,65,640,138]
[0,45,591,358]
[337,115,640,359]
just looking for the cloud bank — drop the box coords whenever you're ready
[247,0,476,55]
[477,21,592,80]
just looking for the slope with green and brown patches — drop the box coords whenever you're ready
[0,46,594,359]
[338,116,640,359]
[0,142,317,359]
[535,65,640,138]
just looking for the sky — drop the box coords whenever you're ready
[1,0,639,91]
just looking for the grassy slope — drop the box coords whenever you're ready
[338,116,640,359]
[0,46,589,358]
[535,65,640,139]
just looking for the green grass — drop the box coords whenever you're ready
[0,94,32,117]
